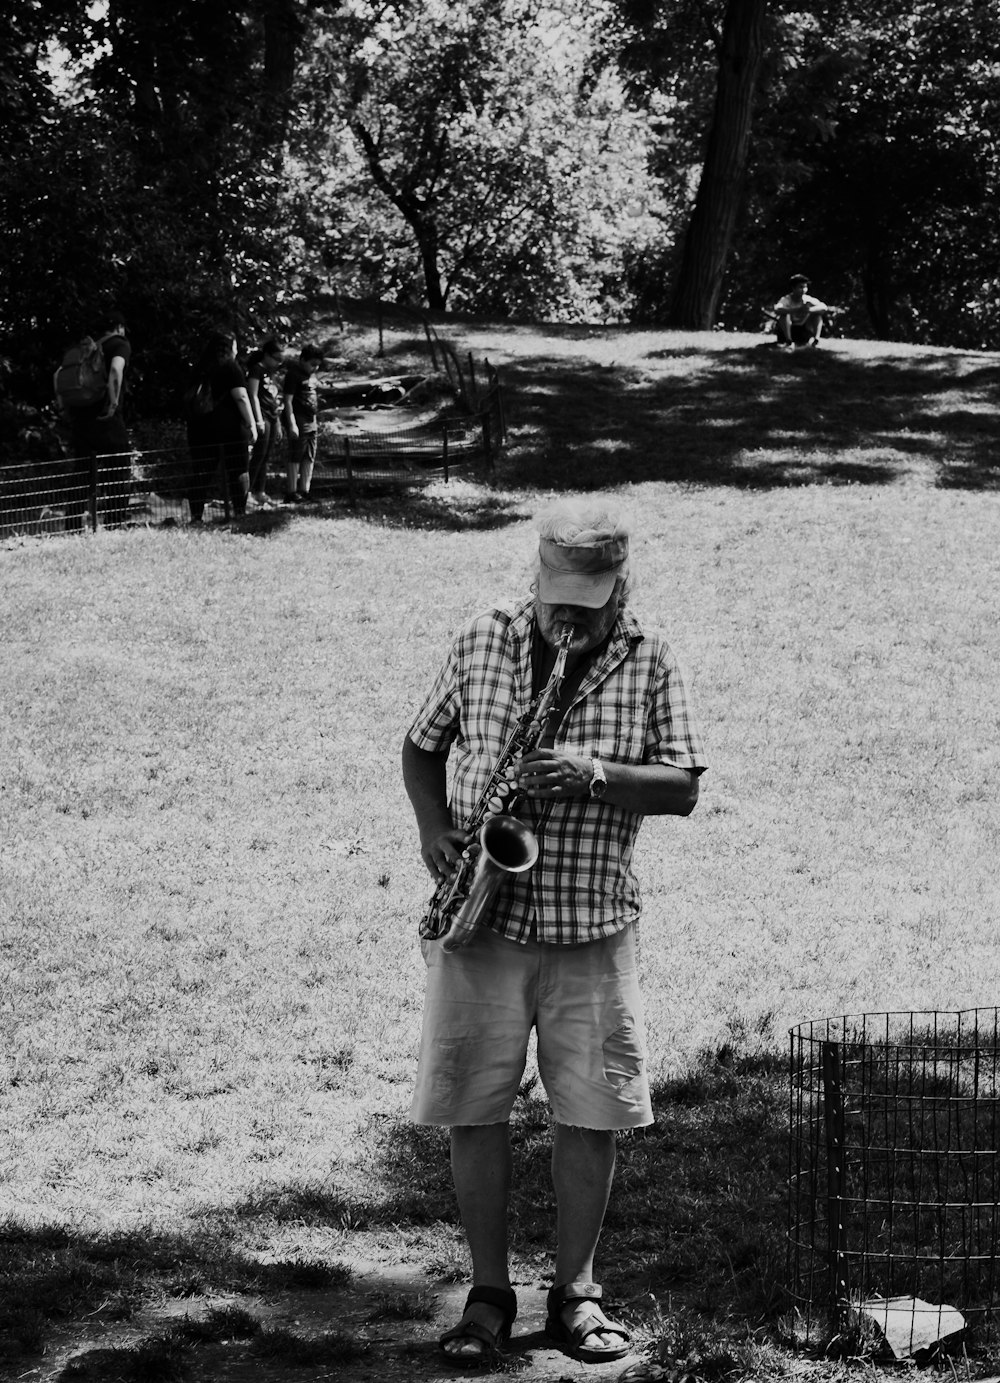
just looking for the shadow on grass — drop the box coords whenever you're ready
[294,338,998,532]
[0,1052,788,1375]
[492,342,1000,494]
[318,1050,791,1321]
[224,507,295,536]
[0,1221,359,1378]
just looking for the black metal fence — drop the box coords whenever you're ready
[788,1009,1000,1354]
[0,444,242,535]
[0,363,506,538]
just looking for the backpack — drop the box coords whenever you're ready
[183,376,214,418]
[53,335,108,411]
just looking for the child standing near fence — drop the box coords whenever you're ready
[282,344,324,504]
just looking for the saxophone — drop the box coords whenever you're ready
[419,622,575,952]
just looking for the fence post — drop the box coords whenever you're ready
[490,367,507,448]
[88,452,99,532]
[482,413,493,475]
[218,446,231,521]
[821,1040,851,1337]
[423,319,440,370]
[344,437,355,505]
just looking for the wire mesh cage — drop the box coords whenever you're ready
[788,1009,1000,1355]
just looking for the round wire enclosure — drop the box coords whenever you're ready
[788,1009,1000,1354]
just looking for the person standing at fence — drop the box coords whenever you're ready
[185,329,258,524]
[61,310,132,531]
[282,343,324,505]
[245,337,285,509]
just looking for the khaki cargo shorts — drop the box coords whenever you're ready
[410,923,652,1130]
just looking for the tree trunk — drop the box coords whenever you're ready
[257,0,304,152]
[668,0,769,329]
[415,221,446,311]
[351,119,448,311]
[862,249,892,338]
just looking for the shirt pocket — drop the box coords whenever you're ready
[566,699,644,764]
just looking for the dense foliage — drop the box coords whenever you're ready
[731,0,1000,346]
[615,0,1000,345]
[0,0,996,440]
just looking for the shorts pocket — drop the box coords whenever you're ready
[602,1020,644,1091]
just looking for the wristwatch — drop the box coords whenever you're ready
[589,757,608,800]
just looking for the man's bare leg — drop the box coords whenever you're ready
[551,1124,623,1350]
[445,1124,513,1358]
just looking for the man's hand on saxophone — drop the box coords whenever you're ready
[401,739,474,881]
[518,749,700,815]
[422,825,475,882]
[515,747,593,800]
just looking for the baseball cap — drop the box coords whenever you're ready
[538,535,628,609]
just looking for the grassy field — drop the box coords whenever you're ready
[2,315,1000,1379]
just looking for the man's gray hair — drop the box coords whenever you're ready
[531,496,635,603]
[535,496,633,549]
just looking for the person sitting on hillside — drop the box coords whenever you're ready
[768,274,832,349]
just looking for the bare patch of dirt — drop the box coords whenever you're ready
[15,1256,649,1382]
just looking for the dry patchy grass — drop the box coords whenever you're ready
[2,319,1000,1377]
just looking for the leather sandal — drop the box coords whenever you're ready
[439,1284,517,1365]
[545,1281,631,1362]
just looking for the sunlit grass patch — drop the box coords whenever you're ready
[3,325,1000,1376]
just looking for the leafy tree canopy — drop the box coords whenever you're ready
[0,0,997,443]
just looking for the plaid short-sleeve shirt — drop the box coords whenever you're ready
[407,598,707,946]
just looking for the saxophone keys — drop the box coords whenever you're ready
[487,795,504,812]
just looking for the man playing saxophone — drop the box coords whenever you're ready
[401,497,707,1366]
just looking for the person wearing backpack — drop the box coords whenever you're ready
[56,310,132,531]
[184,329,258,524]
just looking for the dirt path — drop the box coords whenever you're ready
[16,1258,653,1382]
[266,1261,649,1382]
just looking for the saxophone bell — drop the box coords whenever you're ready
[439,815,539,953]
